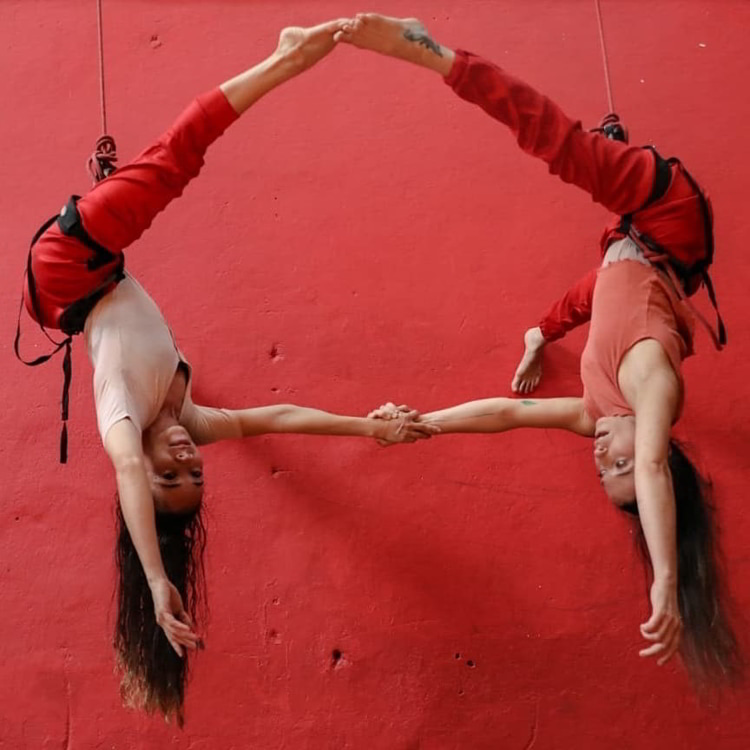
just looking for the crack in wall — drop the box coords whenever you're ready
[62,649,72,750]
[522,698,539,750]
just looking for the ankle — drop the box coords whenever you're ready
[525,326,546,352]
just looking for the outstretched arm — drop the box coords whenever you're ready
[374,397,595,437]
[184,402,439,446]
[236,403,437,443]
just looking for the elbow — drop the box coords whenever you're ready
[267,404,298,431]
[635,457,672,498]
[113,453,146,477]
[636,455,670,477]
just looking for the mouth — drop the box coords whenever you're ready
[166,425,193,448]
[169,439,193,448]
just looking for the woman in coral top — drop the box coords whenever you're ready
[337,14,742,686]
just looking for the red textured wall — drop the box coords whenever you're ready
[2,2,749,748]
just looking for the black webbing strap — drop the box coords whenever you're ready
[14,212,74,463]
[701,269,727,347]
[618,147,672,235]
[617,149,726,350]
[15,196,125,463]
[59,195,118,270]
[659,157,725,347]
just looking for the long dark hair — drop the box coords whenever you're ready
[114,501,207,726]
[623,439,744,687]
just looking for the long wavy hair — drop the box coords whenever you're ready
[622,439,744,687]
[113,500,207,726]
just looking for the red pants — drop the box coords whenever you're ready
[445,51,711,342]
[25,88,238,329]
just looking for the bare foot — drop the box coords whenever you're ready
[335,13,454,75]
[275,19,349,73]
[512,327,546,394]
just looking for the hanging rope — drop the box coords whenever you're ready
[96,0,107,134]
[594,0,615,113]
[591,0,628,143]
[88,0,118,183]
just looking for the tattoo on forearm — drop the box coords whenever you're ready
[521,400,536,406]
[403,28,443,56]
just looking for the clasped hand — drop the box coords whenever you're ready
[369,402,439,445]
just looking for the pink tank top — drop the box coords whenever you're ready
[580,261,695,421]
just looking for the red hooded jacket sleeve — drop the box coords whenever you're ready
[538,268,598,342]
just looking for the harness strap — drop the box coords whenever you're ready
[628,238,726,351]
[15,212,74,463]
[60,195,118,270]
[619,147,672,235]
[617,149,725,351]
[15,197,124,463]
[671,158,715,265]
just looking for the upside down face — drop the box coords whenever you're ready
[593,415,636,506]
[143,424,204,514]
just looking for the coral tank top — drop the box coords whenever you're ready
[580,260,695,421]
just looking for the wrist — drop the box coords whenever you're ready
[146,571,168,589]
[653,570,678,586]
[370,418,387,441]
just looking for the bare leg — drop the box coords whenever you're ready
[335,14,454,76]
[511,326,546,394]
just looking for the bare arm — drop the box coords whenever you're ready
[620,340,682,664]
[190,403,439,445]
[104,419,200,656]
[418,397,595,436]
[105,420,168,585]
[633,377,679,585]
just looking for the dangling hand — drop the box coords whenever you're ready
[639,577,682,666]
[149,577,202,657]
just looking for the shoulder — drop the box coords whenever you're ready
[180,399,243,445]
[103,417,144,466]
[618,339,681,411]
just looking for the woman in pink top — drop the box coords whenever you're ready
[336,15,742,687]
[21,22,437,725]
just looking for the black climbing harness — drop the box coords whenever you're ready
[15,197,125,463]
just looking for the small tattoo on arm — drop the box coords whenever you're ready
[403,28,443,56]
[521,400,536,406]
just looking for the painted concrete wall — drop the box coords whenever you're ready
[1,1,749,747]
